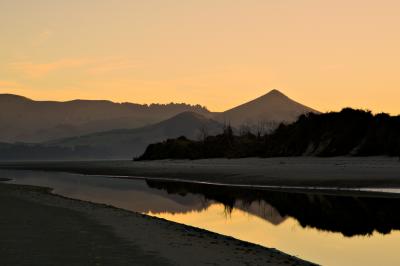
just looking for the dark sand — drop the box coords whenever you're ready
[0,183,314,266]
[0,184,171,266]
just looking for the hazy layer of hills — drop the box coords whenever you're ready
[0,94,210,143]
[0,90,318,159]
[0,112,222,160]
[138,109,400,160]
[50,112,222,158]
[0,90,316,143]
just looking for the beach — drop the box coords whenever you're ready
[0,182,313,266]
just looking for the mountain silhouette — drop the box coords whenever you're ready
[214,89,319,127]
[0,90,321,160]
[5,112,222,159]
[0,94,210,143]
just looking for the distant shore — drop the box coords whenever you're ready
[1,157,400,188]
[0,181,313,265]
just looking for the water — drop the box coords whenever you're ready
[2,169,400,266]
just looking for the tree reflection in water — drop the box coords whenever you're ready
[146,180,400,237]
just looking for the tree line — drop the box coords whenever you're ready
[136,108,400,160]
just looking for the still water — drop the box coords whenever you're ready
[2,169,400,266]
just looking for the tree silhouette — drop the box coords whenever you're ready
[137,108,400,160]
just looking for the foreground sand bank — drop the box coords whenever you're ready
[1,157,400,187]
[0,182,314,266]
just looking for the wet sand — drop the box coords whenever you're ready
[2,157,400,187]
[0,182,313,266]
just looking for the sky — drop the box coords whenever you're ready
[1,0,399,114]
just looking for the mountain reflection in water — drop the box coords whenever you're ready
[4,170,400,266]
[146,179,400,237]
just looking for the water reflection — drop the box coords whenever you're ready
[1,170,212,214]
[146,179,400,237]
[2,170,400,266]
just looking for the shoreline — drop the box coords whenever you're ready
[84,174,400,198]
[1,157,400,188]
[2,157,400,265]
[0,182,315,265]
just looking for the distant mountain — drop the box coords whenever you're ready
[0,112,222,160]
[0,89,321,159]
[214,89,319,128]
[54,111,222,158]
[0,94,210,143]
[0,90,317,143]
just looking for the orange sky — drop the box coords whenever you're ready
[1,1,399,114]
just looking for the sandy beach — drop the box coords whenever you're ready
[0,182,313,266]
[2,157,400,188]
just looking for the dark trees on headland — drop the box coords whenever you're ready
[137,108,400,160]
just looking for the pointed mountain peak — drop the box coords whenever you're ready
[216,88,319,126]
[263,89,288,99]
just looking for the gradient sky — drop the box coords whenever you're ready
[1,1,399,113]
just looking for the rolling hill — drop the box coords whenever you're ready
[0,94,210,143]
[0,112,222,160]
